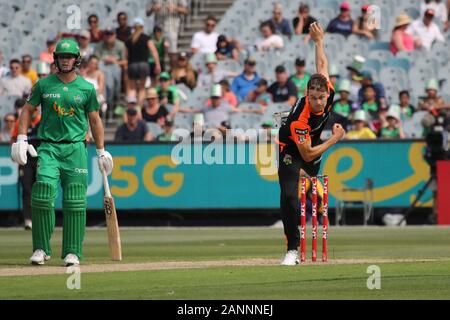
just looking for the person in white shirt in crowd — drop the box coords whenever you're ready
[78,30,95,60]
[146,0,189,68]
[420,0,449,31]
[196,53,238,88]
[0,113,15,142]
[407,9,445,51]
[0,59,32,97]
[254,20,284,52]
[201,84,241,129]
[191,16,219,54]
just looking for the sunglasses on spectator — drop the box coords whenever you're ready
[23,60,32,63]
[273,11,282,15]
[206,23,216,27]
[5,118,15,123]
[105,32,115,36]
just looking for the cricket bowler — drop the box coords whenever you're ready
[277,22,345,265]
[11,38,114,266]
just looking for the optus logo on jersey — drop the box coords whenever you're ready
[53,101,75,117]
[42,93,61,99]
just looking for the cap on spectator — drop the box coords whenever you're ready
[386,105,401,121]
[395,14,412,27]
[295,58,305,67]
[205,53,218,64]
[37,61,50,75]
[275,65,286,73]
[360,70,373,80]
[340,2,350,11]
[193,113,204,126]
[425,79,439,91]
[160,71,171,80]
[245,56,256,65]
[338,79,351,93]
[353,110,369,123]
[210,84,222,97]
[361,4,370,11]
[104,26,115,34]
[218,34,227,42]
[179,51,188,59]
[79,30,91,39]
[220,120,231,129]
[146,88,159,99]
[425,9,435,17]
[126,108,138,116]
[46,38,57,45]
[257,78,268,87]
[127,95,137,104]
[165,119,174,126]
[329,64,340,77]
[132,17,145,26]
[262,120,274,128]
[347,55,366,73]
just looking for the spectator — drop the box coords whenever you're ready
[156,72,180,115]
[246,78,272,107]
[116,12,132,42]
[407,9,445,51]
[391,14,415,55]
[121,96,142,122]
[270,3,292,37]
[293,3,317,40]
[346,55,365,102]
[326,2,354,37]
[254,20,284,52]
[39,38,56,64]
[125,17,161,105]
[0,113,15,142]
[146,0,189,68]
[353,4,377,39]
[379,107,405,138]
[0,59,32,97]
[0,51,9,78]
[332,79,354,118]
[142,87,169,126]
[418,79,446,111]
[88,14,104,43]
[358,71,386,109]
[398,90,416,120]
[359,84,381,118]
[290,58,310,98]
[267,65,297,105]
[157,119,177,141]
[420,0,449,31]
[94,27,128,112]
[231,57,261,102]
[78,30,95,60]
[345,110,377,139]
[80,56,106,112]
[151,26,169,72]
[216,35,239,61]
[115,108,153,141]
[197,53,235,88]
[329,64,340,87]
[21,55,38,86]
[171,51,197,90]
[191,16,219,54]
[206,79,238,108]
[36,62,51,79]
[201,84,240,128]
[50,62,58,74]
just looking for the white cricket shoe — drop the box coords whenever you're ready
[281,250,300,266]
[24,219,32,230]
[30,249,50,265]
[64,254,80,267]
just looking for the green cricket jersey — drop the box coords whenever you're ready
[27,74,99,142]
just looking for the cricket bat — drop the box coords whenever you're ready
[102,170,122,261]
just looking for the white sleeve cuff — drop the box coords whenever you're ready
[96,148,105,156]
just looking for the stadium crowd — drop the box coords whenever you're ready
[1,0,450,143]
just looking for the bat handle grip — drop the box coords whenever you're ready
[102,169,112,198]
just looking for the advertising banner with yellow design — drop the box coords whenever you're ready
[0,141,431,210]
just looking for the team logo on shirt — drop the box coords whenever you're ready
[295,128,308,143]
[53,101,75,117]
[42,93,61,99]
[283,154,292,165]
[74,95,83,103]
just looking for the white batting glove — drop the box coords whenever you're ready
[97,148,113,176]
[11,134,37,165]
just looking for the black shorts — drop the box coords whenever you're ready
[128,62,150,80]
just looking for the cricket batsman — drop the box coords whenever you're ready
[277,22,345,265]
[11,38,113,266]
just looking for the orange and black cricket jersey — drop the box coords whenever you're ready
[278,81,335,159]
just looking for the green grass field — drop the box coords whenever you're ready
[0,226,450,299]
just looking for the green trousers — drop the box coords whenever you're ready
[31,141,88,259]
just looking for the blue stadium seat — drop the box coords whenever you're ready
[369,41,391,51]
[386,58,411,72]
